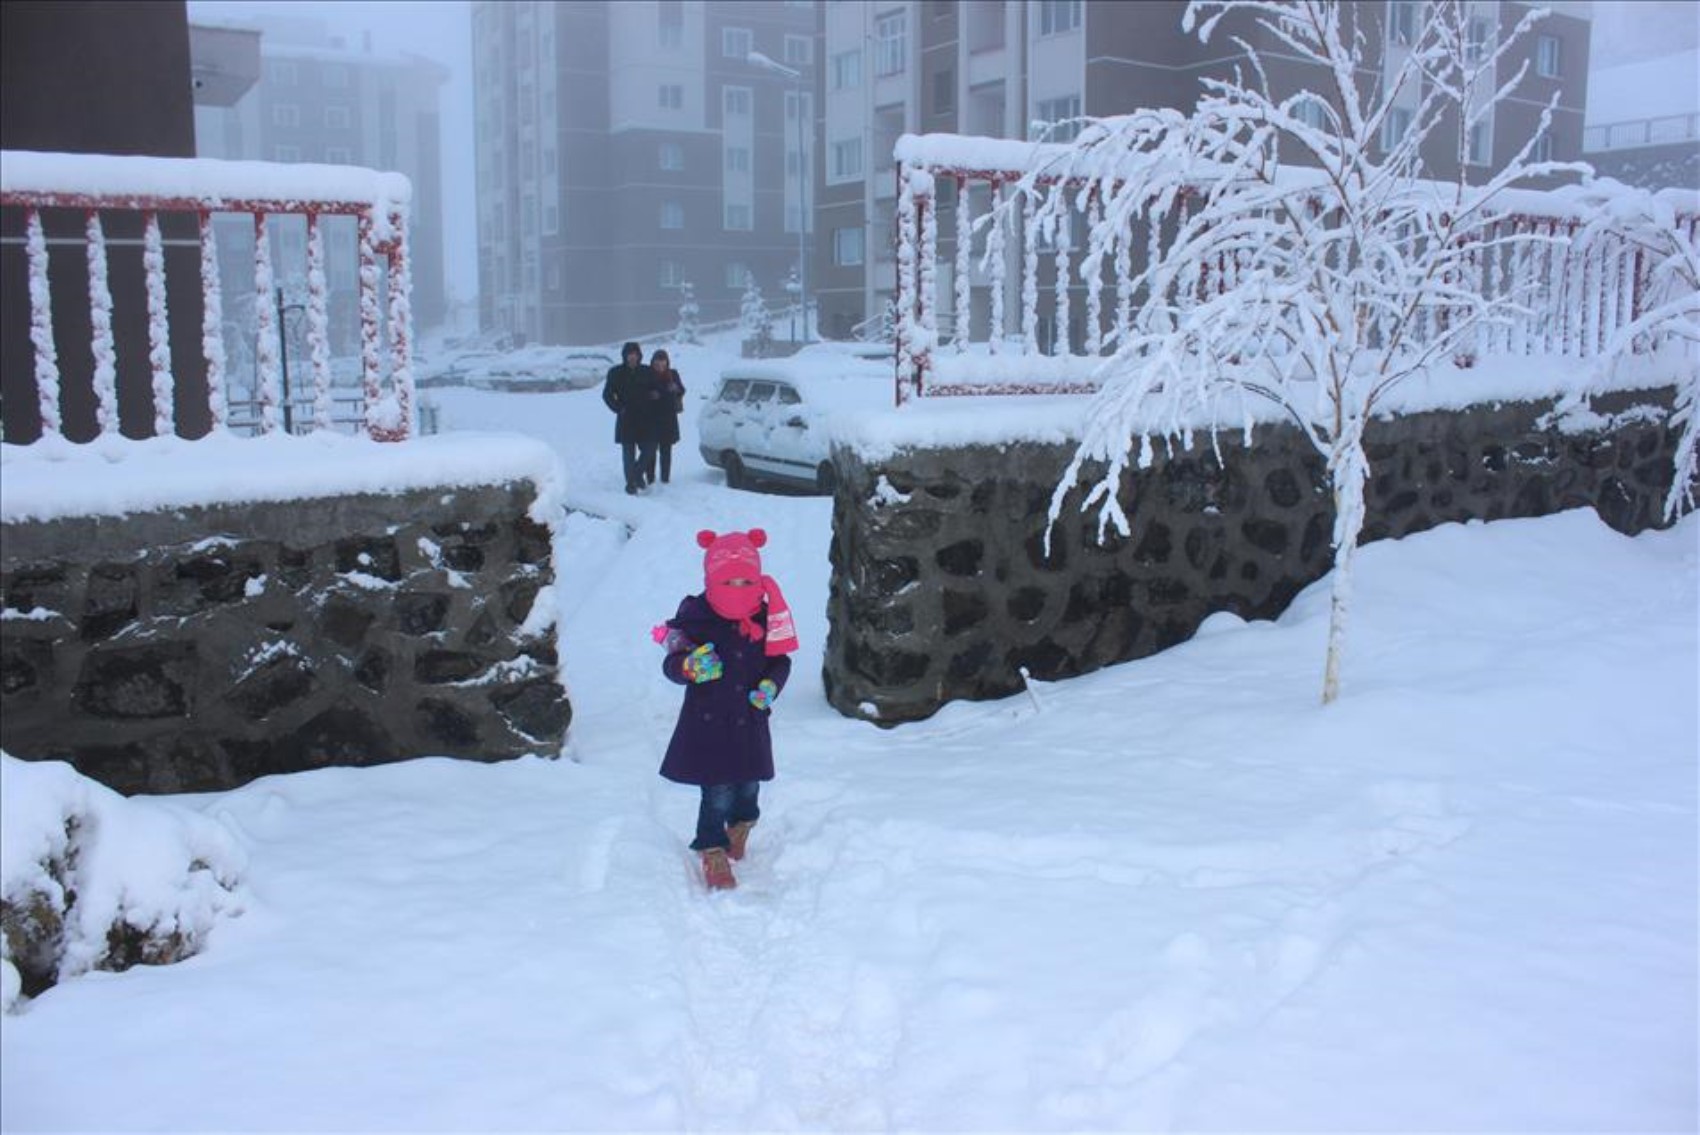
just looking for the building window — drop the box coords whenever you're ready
[660,84,684,109]
[1294,95,1329,131]
[1038,0,1082,36]
[831,49,861,91]
[325,146,352,163]
[723,27,753,59]
[1387,1,1420,46]
[1465,16,1492,65]
[1532,133,1553,162]
[834,226,865,266]
[725,146,751,173]
[269,60,298,85]
[1380,105,1414,151]
[724,86,752,116]
[544,147,558,176]
[274,144,301,162]
[658,0,683,48]
[661,260,685,288]
[831,138,863,180]
[932,68,955,115]
[875,10,907,77]
[272,104,300,127]
[324,105,351,129]
[660,142,685,170]
[784,35,813,65]
[1536,34,1561,77]
[322,64,349,88]
[661,201,685,229]
[543,204,559,235]
[1467,121,1492,165]
[726,261,750,289]
[725,203,753,230]
[1033,94,1082,142]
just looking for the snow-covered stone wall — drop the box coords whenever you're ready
[0,482,567,793]
[825,387,1687,724]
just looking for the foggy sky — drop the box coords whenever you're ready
[185,0,1699,313]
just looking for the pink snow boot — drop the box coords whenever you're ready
[701,848,737,891]
[726,821,755,862]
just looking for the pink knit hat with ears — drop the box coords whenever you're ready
[697,528,798,655]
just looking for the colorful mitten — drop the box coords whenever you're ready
[748,678,778,711]
[681,643,723,684]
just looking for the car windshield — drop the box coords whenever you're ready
[718,379,751,402]
[746,382,778,404]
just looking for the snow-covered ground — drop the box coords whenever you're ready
[2,335,1696,1132]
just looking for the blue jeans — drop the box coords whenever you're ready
[622,439,657,490]
[692,781,760,852]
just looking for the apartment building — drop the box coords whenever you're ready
[194,16,450,335]
[817,0,1593,341]
[473,0,818,346]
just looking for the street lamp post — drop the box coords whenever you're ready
[748,50,809,342]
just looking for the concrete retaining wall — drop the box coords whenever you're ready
[824,388,1684,724]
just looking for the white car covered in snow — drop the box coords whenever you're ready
[698,344,893,493]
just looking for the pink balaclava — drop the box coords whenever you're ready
[698,528,798,655]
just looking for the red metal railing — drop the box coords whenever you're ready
[892,132,1698,406]
[2,149,415,442]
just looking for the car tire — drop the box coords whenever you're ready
[815,461,837,495]
[724,454,746,490]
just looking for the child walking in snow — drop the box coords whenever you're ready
[655,529,798,890]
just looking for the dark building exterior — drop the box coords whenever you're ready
[1,1,213,443]
[816,0,1593,342]
[474,0,819,345]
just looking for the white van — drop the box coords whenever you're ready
[698,347,893,493]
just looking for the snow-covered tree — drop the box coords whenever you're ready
[1570,181,1700,521]
[740,272,774,358]
[675,279,702,346]
[1026,0,1581,704]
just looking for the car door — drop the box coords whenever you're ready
[734,381,782,477]
[698,378,750,463]
[767,382,822,481]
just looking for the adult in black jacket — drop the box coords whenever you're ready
[602,341,657,494]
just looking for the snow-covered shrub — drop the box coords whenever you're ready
[675,279,702,346]
[0,754,247,1012]
[739,273,774,358]
[1569,179,1700,521]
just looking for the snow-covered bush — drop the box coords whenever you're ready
[1569,179,1700,520]
[674,279,702,346]
[1026,0,1581,702]
[0,754,247,1012]
[739,273,774,358]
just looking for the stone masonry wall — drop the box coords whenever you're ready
[825,388,1685,724]
[1,482,569,793]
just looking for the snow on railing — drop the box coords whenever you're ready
[892,132,1699,406]
[1,149,415,442]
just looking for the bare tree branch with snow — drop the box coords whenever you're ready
[1024,0,1584,704]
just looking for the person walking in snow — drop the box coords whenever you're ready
[646,349,686,487]
[654,528,799,890]
[601,341,656,495]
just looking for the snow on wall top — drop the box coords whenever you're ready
[0,432,563,526]
[0,149,411,212]
[837,352,1685,460]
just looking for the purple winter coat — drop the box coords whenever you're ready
[659,594,793,787]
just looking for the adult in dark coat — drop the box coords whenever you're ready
[657,528,799,889]
[646,348,686,486]
[602,341,657,494]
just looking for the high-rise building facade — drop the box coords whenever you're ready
[193,16,450,332]
[473,0,818,346]
[816,0,1593,341]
